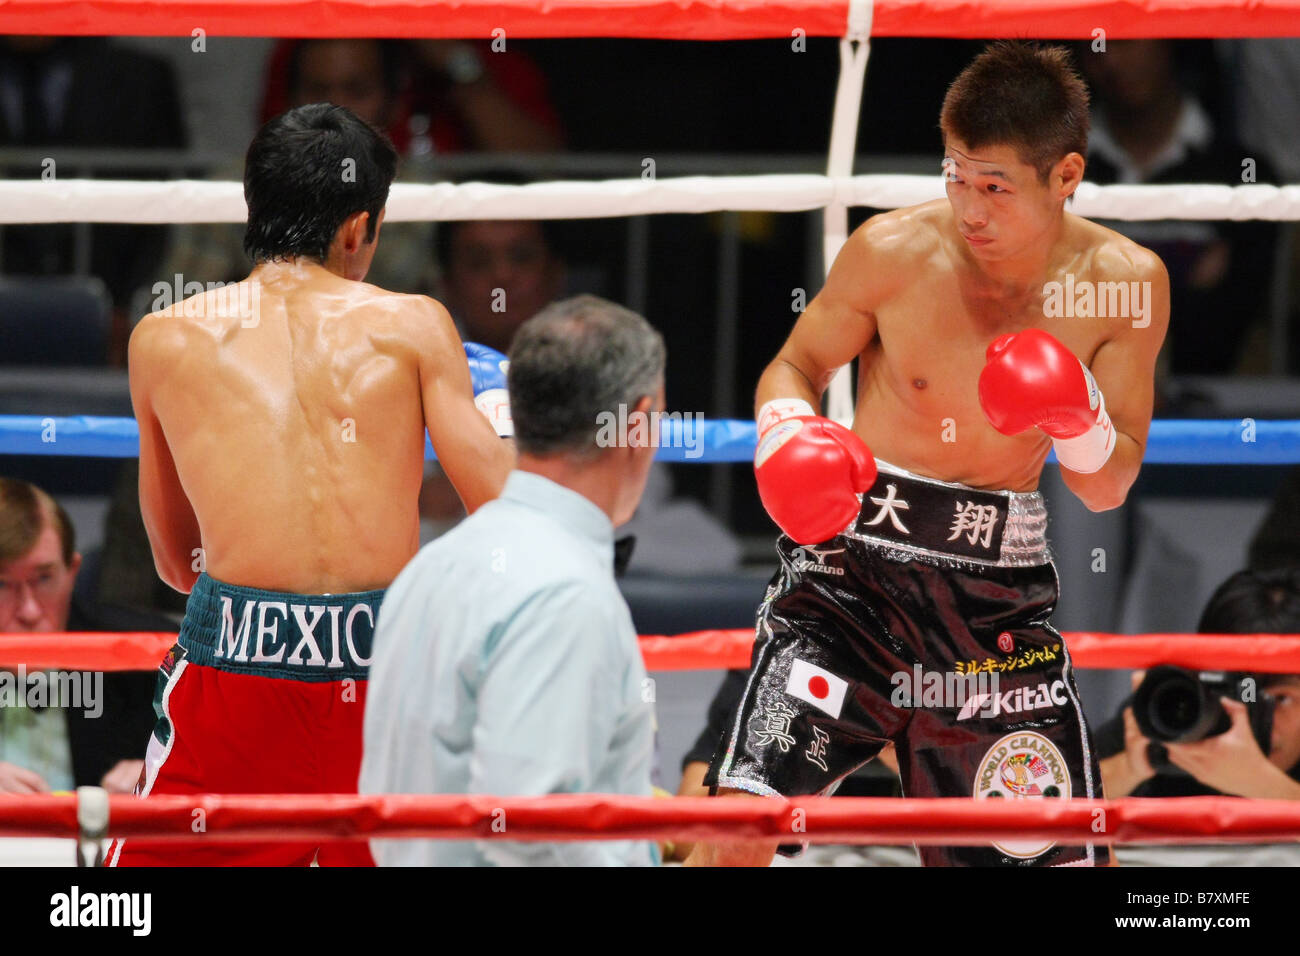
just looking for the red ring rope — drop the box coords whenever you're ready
[5,793,1300,845]
[4,630,1300,672]
[0,0,1296,40]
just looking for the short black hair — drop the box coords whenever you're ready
[1199,567,1300,635]
[941,41,1090,184]
[243,103,398,265]
[1199,567,1300,686]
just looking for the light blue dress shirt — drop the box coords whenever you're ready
[361,470,659,866]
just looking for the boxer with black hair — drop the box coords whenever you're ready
[692,41,1170,868]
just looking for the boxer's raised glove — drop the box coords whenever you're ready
[978,328,1116,474]
[754,398,877,545]
[464,341,513,437]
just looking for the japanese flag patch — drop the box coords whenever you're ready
[785,658,849,719]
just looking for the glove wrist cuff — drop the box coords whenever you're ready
[1052,399,1115,474]
[474,389,514,437]
[758,397,816,435]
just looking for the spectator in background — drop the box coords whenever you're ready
[1076,40,1278,377]
[1219,39,1300,184]
[260,39,563,154]
[0,478,169,794]
[422,207,743,573]
[1097,567,1300,864]
[1218,39,1300,373]
[159,39,438,297]
[435,212,568,354]
[0,36,186,363]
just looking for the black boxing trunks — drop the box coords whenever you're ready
[705,458,1107,866]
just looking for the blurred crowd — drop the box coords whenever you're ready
[0,37,1295,375]
[1,36,1297,542]
[3,36,1300,862]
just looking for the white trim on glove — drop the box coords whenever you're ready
[757,397,816,436]
[1052,364,1116,474]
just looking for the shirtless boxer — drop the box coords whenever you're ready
[691,42,1169,866]
[109,103,513,866]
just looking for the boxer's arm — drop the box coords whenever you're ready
[756,218,890,415]
[128,317,203,594]
[411,298,513,513]
[1058,252,1169,512]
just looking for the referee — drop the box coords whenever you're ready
[361,294,665,866]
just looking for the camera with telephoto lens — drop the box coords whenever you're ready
[1132,666,1274,774]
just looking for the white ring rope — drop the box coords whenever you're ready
[1,176,1297,224]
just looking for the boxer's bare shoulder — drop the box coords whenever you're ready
[1025,214,1171,366]
[128,262,476,594]
[1066,214,1166,285]
[835,201,949,310]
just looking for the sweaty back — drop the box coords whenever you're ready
[148,263,429,592]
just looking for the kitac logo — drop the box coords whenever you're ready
[955,678,1068,721]
[49,886,151,936]
[974,731,1071,860]
[0,667,102,718]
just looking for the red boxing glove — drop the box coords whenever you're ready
[978,328,1116,474]
[754,398,878,545]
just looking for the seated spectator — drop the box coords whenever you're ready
[0,477,172,794]
[158,39,439,300]
[0,36,187,363]
[436,210,568,355]
[1076,40,1278,376]
[420,205,569,539]
[423,208,743,573]
[260,38,563,154]
[1098,566,1300,803]
[361,295,664,866]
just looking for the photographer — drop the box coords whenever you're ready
[1098,567,1300,802]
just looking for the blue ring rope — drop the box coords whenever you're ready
[0,415,1295,464]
